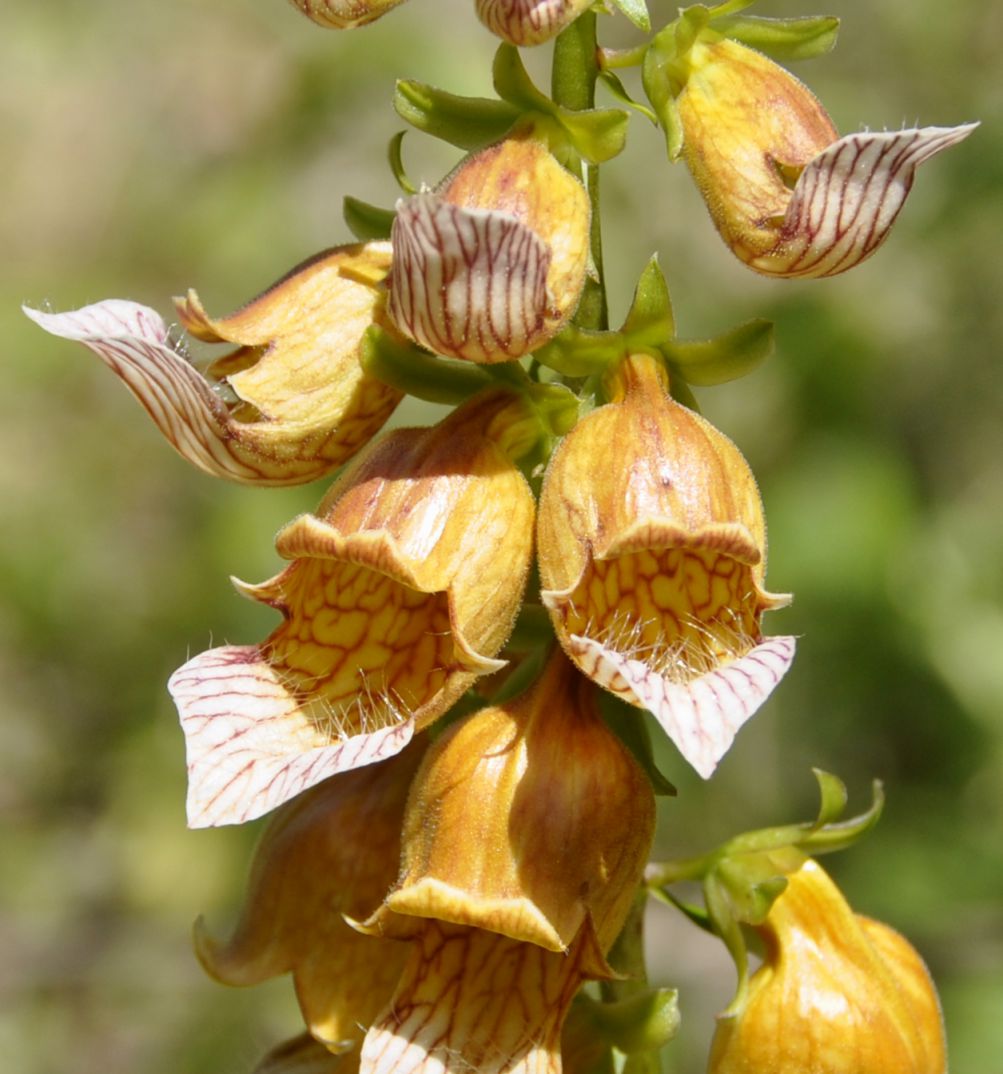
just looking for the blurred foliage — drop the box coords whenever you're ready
[2,1,1000,1072]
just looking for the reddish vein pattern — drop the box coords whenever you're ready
[24,300,392,486]
[169,645,416,828]
[573,634,795,779]
[291,0,406,28]
[389,194,551,363]
[475,0,587,45]
[773,124,978,278]
[361,923,586,1074]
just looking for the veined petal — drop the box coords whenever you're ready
[289,0,407,28]
[388,138,589,363]
[764,124,979,278]
[172,391,536,827]
[569,634,796,778]
[476,0,593,47]
[390,195,553,363]
[26,242,403,485]
[169,646,416,827]
[360,922,602,1074]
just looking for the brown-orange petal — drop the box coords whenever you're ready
[360,922,603,1074]
[475,0,593,47]
[170,389,536,827]
[195,743,422,1051]
[538,353,794,778]
[388,138,589,362]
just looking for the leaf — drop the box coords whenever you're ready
[661,318,773,386]
[714,14,840,62]
[343,196,395,240]
[394,79,519,150]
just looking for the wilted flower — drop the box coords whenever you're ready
[170,388,536,827]
[674,37,976,277]
[708,858,946,1074]
[388,136,590,363]
[25,243,402,486]
[359,650,656,1074]
[195,744,422,1053]
[289,0,407,28]
[476,0,593,46]
[537,352,794,778]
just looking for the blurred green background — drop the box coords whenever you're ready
[2,1,1000,1072]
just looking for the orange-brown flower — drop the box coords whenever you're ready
[537,352,794,778]
[476,0,593,46]
[289,0,407,27]
[25,243,402,485]
[170,388,536,827]
[195,743,422,1053]
[388,137,590,363]
[708,859,946,1074]
[357,651,656,1074]
[675,37,976,277]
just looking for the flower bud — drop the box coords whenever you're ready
[169,389,536,827]
[537,352,794,778]
[388,137,590,362]
[289,0,406,28]
[380,650,655,956]
[475,0,592,47]
[195,743,422,1052]
[25,243,402,485]
[708,859,946,1074]
[675,37,976,277]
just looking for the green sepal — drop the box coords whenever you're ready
[342,196,395,241]
[493,44,629,164]
[659,318,773,387]
[641,46,685,160]
[360,325,493,404]
[608,0,651,32]
[575,989,681,1055]
[388,131,417,194]
[597,694,677,797]
[394,80,520,151]
[558,107,630,164]
[713,14,840,61]
[703,871,751,1013]
[488,642,551,706]
[812,767,849,827]
[621,256,675,342]
[598,70,658,124]
[533,324,624,377]
[668,375,700,411]
[714,852,796,926]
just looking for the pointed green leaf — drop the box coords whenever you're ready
[342,196,395,241]
[557,106,630,163]
[598,70,658,124]
[713,15,840,61]
[578,989,681,1054]
[812,768,849,828]
[609,0,651,32]
[394,80,520,150]
[641,48,685,160]
[493,43,553,113]
[660,318,773,386]
[387,131,417,194]
[800,779,885,855]
[621,256,675,342]
[533,324,624,377]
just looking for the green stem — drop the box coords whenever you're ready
[551,12,608,332]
